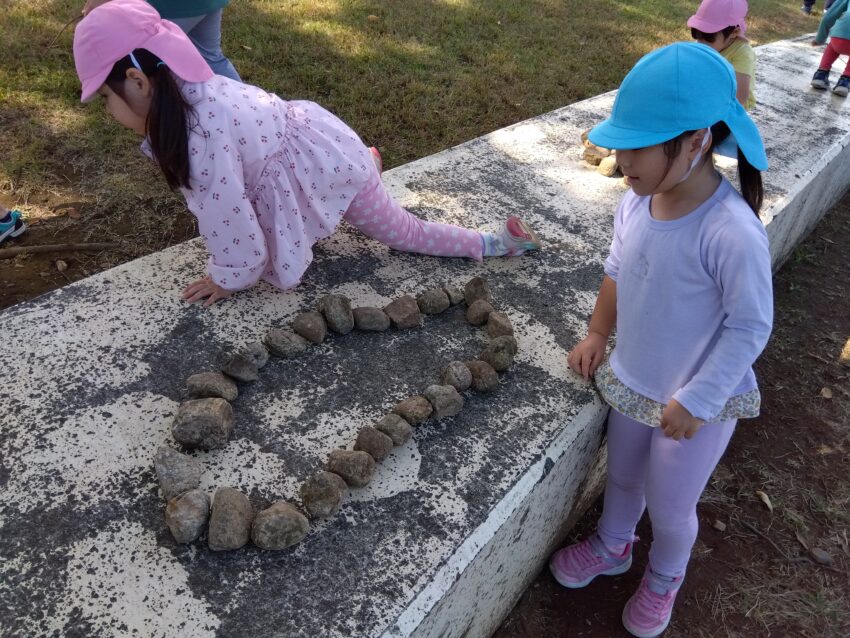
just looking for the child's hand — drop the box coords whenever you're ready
[812,39,823,46]
[567,331,607,380]
[182,276,232,307]
[660,399,703,440]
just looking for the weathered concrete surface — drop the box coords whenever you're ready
[0,37,845,638]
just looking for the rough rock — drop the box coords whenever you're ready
[440,361,473,392]
[171,398,234,450]
[486,312,514,338]
[465,360,500,392]
[384,296,422,329]
[464,276,493,306]
[583,145,610,166]
[318,295,354,334]
[424,384,464,419]
[300,471,347,519]
[292,311,327,344]
[374,414,413,446]
[251,501,309,550]
[466,299,495,326]
[208,487,253,551]
[443,286,465,305]
[354,426,394,461]
[494,334,519,355]
[165,489,210,543]
[265,328,309,358]
[392,396,433,424]
[186,372,238,402]
[416,288,451,315]
[598,155,619,177]
[221,353,259,382]
[327,450,375,487]
[154,446,202,499]
[480,336,516,372]
[353,306,391,331]
[241,341,269,369]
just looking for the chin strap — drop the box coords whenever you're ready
[677,130,712,184]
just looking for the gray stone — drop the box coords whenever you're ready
[265,328,309,358]
[300,471,347,519]
[318,295,354,335]
[221,353,259,382]
[494,334,519,355]
[251,501,309,550]
[416,288,451,315]
[292,311,327,344]
[392,396,433,424]
[241,341,269,369]
[327,450,375,488]
[424,384,464,419]
[384,295,422,329]
[583,144,610,165]
[153,446,202,499]
[486,312,514,338]
[465,360,499,392]
[440,361,473,392]
[171,398,234,450]
[186,372,238,402]
[354,426,394,461]
[598,155,619,177]
[480,336,516,372]
[464,276,493,305]
[165,489,210,544]
[208,487,253,551]
[353,306,391,331]
[374,414,413,446]
[466,299,494,326]
[443,285,465,305]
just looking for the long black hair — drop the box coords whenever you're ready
[106,48,197,190]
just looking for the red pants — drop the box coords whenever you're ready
[819,36,850,75]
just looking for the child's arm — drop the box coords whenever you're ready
[816,0,848,43]
[568,276,617,380]
[735,73,751,108]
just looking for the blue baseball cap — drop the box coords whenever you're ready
[589,42,767,171]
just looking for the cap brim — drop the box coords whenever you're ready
[588,119,686,151]
[143,22,214,83]
[687,15,748,37]
[721,102,768,170]
[80,68,110,103]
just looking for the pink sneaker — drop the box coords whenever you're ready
[549,534,633,589]
[621,567,683,637]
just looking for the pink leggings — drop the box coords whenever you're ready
[597,409,736,578]
[819,36,850,75]
[345,175,483,260]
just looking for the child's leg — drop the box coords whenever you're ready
[644,418,736,578]
[597,409,655,552]
[819,39,843,70]
[345,176,484,260]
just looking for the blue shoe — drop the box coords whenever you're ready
[833,75,850,97]
[0,209,26,244]
[800,4,812,14]
[812,68,831,90]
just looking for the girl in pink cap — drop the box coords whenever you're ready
[73,0,541,307]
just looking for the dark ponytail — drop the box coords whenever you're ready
[710,122,763,215]
[106,49,197,190]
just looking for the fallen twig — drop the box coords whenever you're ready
[47,14,83,49]
[0,242,118,260]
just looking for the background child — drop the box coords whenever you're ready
[811,0,850,96]
[0,205,26,245]
[689,0,756,110]
[551,43,772,637]
[73,0,540,307]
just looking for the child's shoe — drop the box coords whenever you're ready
[833,75,850,96]
[800,4,812,13]
[549,533,633,589]
[0,209,26,245]
[621,566,683,638]
[481,216,542,257]
[811,68,831,90]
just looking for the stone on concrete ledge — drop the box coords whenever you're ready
[252,501,309,550]
[165,489,210,544]
[443,285,465,305]
[583,145,610,166]
[353,306,391,331]
[494,334,518,355]
[186,371,238,402]
[374,414,413,446]
[208,487,253,551]
[318,295,354,335]
[300,471,347,519]
[241,341,269,369]
[384,296,422,329]
[597,155,619,177]
[467,299,494,326]
[222,353,260,383]
[480,336,516,372]
[424,384,464,419]
[464,276,493,306]
[154,445,202,499]
[327,450,375,488]
[292,311,328,344]
[171,398,234,450]
[265,328,309,359]
[417,288,451,315]
[486,312,514,338]
[392,396,433,424]
[465,360,499,392]
[354,426,394,461]
[441,361,473,392]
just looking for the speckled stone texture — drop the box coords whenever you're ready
[154,446,202,499]
[416,288,451,315]
[241,341,269,369]
[165,489,210,544]
[465,360,500,392]
[374,414,413,446]
[480,336,516,372]
[441,361,473,392]
[251,502,309,550]
[423,385,464,419]
[466,299,494,326]
[327,450,376,488]
[486,312,514,338]
[300,472,348,519]
[221,353,259,382]
[464,276,493,306]
[353,306,391,331]
[292,311,328,344]
[354,426,394,461]
[208,488,254,551]
[186,371,239,402]
[171,398,234,450]
[383,295,422,329]
[318,295,355,335]
[265,328,309,358]
[392,396,433,424]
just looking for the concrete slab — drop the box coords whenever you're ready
[1,36,847,638]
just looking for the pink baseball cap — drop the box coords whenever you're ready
[73,0,213,103]
[687,0,748,37]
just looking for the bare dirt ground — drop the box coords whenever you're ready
[495,196,850,636]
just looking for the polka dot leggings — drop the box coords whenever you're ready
[344,174,484,261]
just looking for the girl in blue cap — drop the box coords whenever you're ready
[550,42,773,637]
